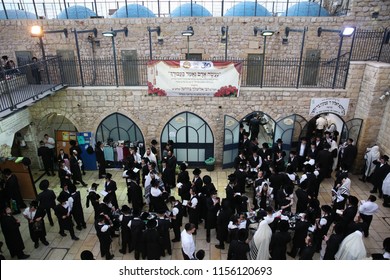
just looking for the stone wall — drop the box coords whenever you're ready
[0,9,387,64]
[25,62,370,168]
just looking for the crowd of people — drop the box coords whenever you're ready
[0,123,390,260]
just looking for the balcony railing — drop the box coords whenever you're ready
[0,57,64,116]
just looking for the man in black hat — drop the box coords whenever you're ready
[205,191,220,243]
[157,210,172,256]
[95,214,114,260]
[165,150,177,194]
[370,155,390,198]
[3,168,26,213]
[169,196,183,242]
[68,184,86,230]
[22,200,50,249]
[126,170,143,215]
[0,207,30,259]
[104,173,118,209]
[86,183,101,219]
[54,192,79,240]
[313,205,333,252]
[128,212,145,260]
[191,168,203,194]
[95,141,106,179]
[118,205,132,254]
[272,138,285,161]
[38,140,55,177]
[37,179,56,226]
[143,219,162,260]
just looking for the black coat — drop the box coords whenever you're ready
[270,231,291,260]
[105,180,118,209]
[54,203,74,230]
[70,155,82,182]
[4,174,25,208]
[323,233,344,260]
[129,182,143,213]
[143,228,162,260]
[371,161,390,189]
[292,220,310,249]
[70,191,85,226]
[157,218,171,252]
[205,197,220,229]
[130,218,145,252]
[341,144,357,169]
[37,189,56,209]
[295,188,309,214]
[228,240,250,260]
[26,207,47,242]
[216,208,232,242]
[95,147,105,164]
[0,214,25,257]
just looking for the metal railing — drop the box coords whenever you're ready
[56,56,349,88]
[0,0,338,19]
[351,29,390,63]
[0,57,63,114]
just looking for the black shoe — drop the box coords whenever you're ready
[76,225,82,230]
[72,236,80,241]
[59,232,67,237]
[82,183,88,187]
[83,172,86,175]
[34,242,39,248]
[358,178,366,182]
[171,239,180,242]
[206,237,210,243]
[18,254,30,260]
[215,245,225,250]
[370,190,377,193]
[106,254,114,260]
[42,240,49,246]
[82,224,87,229]
[119,249,125,254]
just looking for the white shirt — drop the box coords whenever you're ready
[45,137,55,149]
[189,195,198,208]
[23,208,36,220]
[359,200,379,216]
[181,229,195,259]
[151,187,162,197]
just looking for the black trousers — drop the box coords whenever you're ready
[359,213,373,237]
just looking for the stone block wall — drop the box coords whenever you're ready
[25,62,369,168]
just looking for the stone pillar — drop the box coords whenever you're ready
[353,61,390,172]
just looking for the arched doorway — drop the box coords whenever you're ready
[223,115,240,168]
[274,114,307,156]
[301,113,362,146]
[241,111,276,147]
[96,112,145,154]
[161,112,214,166]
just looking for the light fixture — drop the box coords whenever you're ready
[31,25,43,37]
[380,91,390,101]
[254,27,275,37]
[182,26,194,37]
[147,26,163,60]
[182,26,194,58]
[30,25,69,83]
[317,26,356,89]
[254,27,275,87]
[317,26,355,37]
[102,27,129,87]
[221,26,229,60]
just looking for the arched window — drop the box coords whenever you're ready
[161,112,214,166]
[96,113,144,146]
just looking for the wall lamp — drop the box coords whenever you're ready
[147,26,163,60]
[380,91,390,101]
[221,26,229,60]
[182,26,194,59]
[254,27,275,87]
[30,25,69,84]
[317,26,355,37]
[102,27,129,87]
[31,25,69,39]
[317,26,356,89]
[254,27,274,37]
[73,28,98,87]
